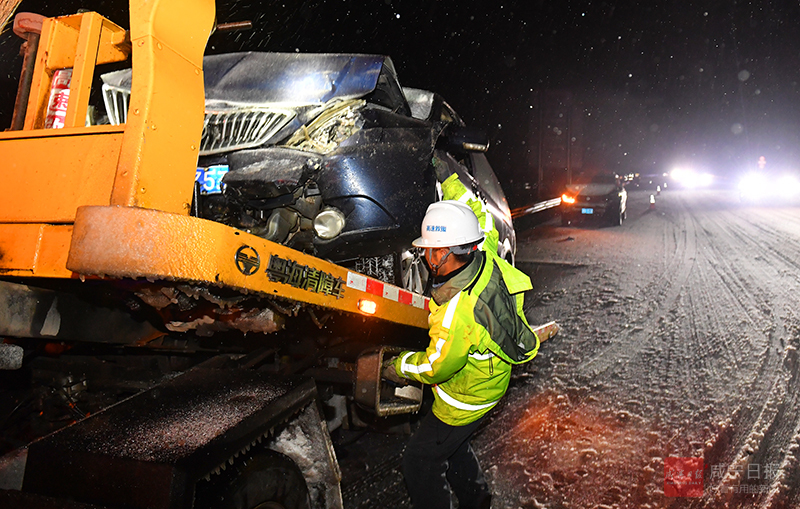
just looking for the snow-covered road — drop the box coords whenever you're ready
[485,188,800,508]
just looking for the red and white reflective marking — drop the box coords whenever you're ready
[346,272,430,311]
[45,69,72,129]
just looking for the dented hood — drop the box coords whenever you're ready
[102,52,393,106]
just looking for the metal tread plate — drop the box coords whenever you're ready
[23,365,316,509]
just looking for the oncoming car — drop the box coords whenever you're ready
[560,172,628,226]
[100,52,515,294]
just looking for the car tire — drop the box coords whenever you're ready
[196,450,311,509]
[606,204,620,226]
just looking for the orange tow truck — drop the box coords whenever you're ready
[0,2,446,507]
[0,2,557,508]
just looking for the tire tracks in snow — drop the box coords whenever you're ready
[691,200,800,508]
[471,191,800,507]
[573,192,698,379]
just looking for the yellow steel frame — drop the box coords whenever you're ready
[67,206,429,329]
[0,1,212,278]
[0,0,429,329]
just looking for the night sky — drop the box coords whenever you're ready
[3,1,800,199]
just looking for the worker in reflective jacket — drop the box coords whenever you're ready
[382,162,541,509]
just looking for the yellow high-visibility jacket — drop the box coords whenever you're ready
[392,171,539,426]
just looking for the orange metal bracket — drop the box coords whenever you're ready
[0,1,215,277]
[111,1,214,213]
[23,12,129,130]
[67,206,431,330]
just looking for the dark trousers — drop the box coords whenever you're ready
[403,412,491,509]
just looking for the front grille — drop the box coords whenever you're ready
[101,84,294,155]
[102,84,130,125]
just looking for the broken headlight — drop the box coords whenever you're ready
[284,99,365,154]
[313,208,346,239]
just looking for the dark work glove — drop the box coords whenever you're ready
[381,356,407,385]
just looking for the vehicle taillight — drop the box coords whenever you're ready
[44,69,71,129]
[561,194,576,205]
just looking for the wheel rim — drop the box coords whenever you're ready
[400,249,428,294]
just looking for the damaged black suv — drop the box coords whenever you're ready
[101,52,515,293]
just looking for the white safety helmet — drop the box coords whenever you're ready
[412,200,484,249]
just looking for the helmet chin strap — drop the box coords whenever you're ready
[424,248,454,277]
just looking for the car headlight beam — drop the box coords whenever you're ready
[739,173,769,197]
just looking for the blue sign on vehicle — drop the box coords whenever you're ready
[581,208,594,214]
[195,165,229,194]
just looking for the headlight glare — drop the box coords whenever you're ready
[778,175,800,197]
[739,173,768,196]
